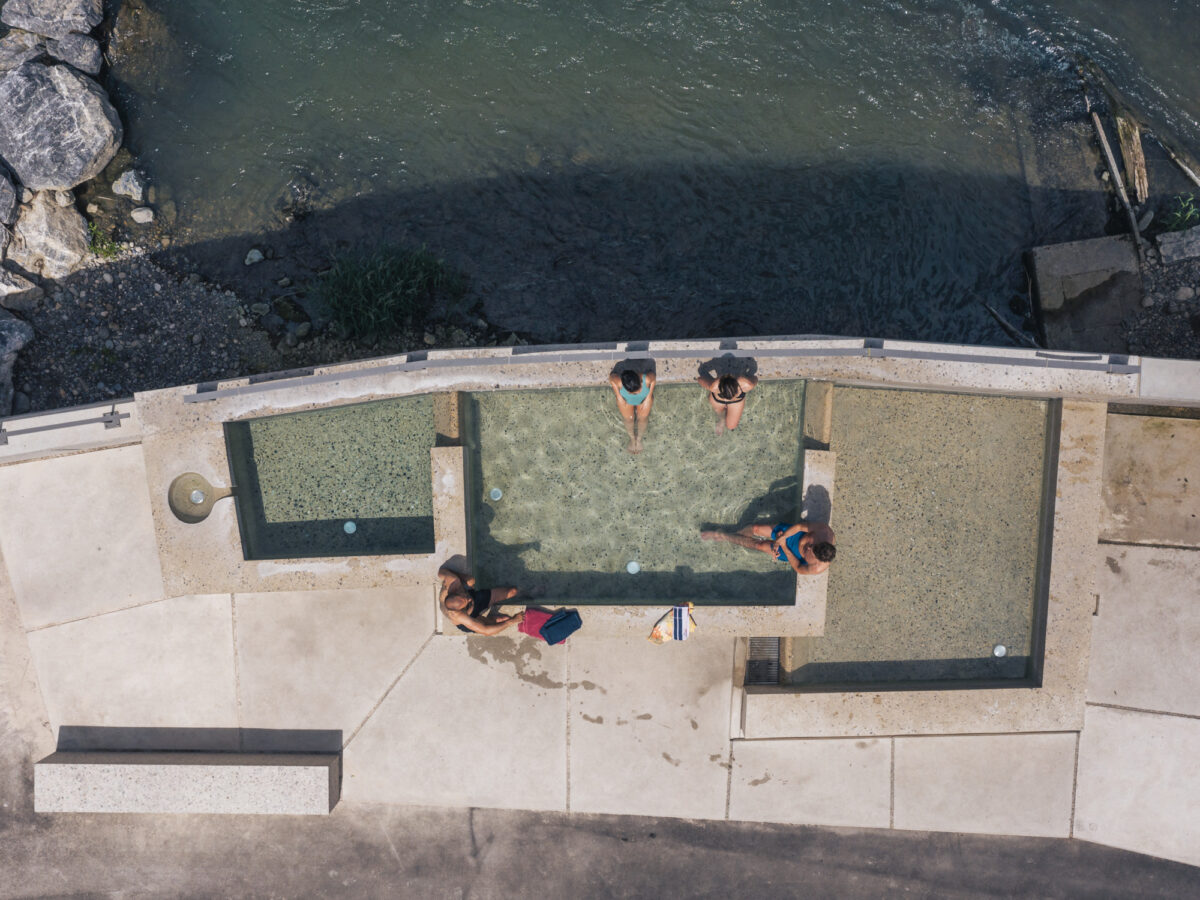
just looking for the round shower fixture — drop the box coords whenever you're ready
[168,472,231,524]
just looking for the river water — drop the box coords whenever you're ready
[105,0,1200,343]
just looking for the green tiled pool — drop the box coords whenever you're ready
[464,381,807,604]
[224,395,436,559]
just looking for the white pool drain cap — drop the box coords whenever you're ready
[344,521,357,534]
[489,488,503,501]
[626,561,640,574]
[993,644,1007,657]
[189,489,206,505]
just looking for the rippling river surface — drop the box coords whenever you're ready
[108,0,1200,343]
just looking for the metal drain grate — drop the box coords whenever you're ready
[745,637,781,685]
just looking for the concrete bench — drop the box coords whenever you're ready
[793,449,835,635]
[34,752,340,815]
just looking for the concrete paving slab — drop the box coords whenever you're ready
[728,738,890,828]
[1100,414,1200,548]
[1089,546,1200,716]
[234,587,435,742]
[1075,705,1200,868]
[341,634,566,811]
[893,733,1076,838]
[26,594,238,736]
[1139,358,1200,405]
[0,444,164,629]
[1030,235,1141,353]
[569,635,734,820]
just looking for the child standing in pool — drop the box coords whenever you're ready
[609,368,656,454]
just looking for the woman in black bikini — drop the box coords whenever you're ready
[438,566,525,635]
[696,372,758,433]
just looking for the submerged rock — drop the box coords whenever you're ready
[112,168,145,202]
[130,205,153,224]
[0,265,43,311]
[244,248,264,265]
[0,61,122,190]
[0,307,34,416]
[45,32,101,75]
[6,189,88,278]
[0,0,103,40]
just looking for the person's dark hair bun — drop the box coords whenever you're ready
[621,370,642,393]
[813,541,837,563]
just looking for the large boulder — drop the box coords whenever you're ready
[46,33,101,75]
[0,61,122,190]
[0,169,16,224]
[6,189,88,278]
[0,307,33,416]
[1,0,102,40]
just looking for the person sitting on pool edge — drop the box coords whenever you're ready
[608,367,656,454]
[697,371,758,434]
[701,520,836,575]
[438,565,525,634]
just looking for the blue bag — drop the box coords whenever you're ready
[539,609,582,645]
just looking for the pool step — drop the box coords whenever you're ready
[803,380,833,450]
[433,392,461,446]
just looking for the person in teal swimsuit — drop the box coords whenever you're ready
[608,368,656,454]
[701,520,836,575]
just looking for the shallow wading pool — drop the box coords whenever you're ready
[224,395,436,559]
[464,380,807,605]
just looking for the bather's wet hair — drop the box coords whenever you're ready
[621,370,642,393]
[812,541,837,563]
[717,375,740,400]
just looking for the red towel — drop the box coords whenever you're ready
[519,608,553,641]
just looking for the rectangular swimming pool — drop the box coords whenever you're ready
[783,387,1057,688]
[463,380,807,605]
[224,395,436,559]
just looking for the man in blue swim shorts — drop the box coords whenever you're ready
[701,520,836,575]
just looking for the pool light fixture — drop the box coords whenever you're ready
[489,487,503,501]
[344,521,357,534]
[993,643,1007,658]
[626,561,641,574]
[189,489,206,505]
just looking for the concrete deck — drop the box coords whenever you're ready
[1,338,1198,870]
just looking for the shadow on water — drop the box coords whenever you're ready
[145,159,1110,347]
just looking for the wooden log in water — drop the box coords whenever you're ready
[1115,115,1149,205]
[1089,107,1146,265]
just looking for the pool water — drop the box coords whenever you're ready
[224,395,436,559]
[464,380,806,604]
[785,387,1054,686]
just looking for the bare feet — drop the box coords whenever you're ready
[714,415,726,437]
[628,439,643,454]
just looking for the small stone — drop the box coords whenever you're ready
[160,237,171,247]
[153,283,162,292]
[244,248,264,265]
[284,331,298,347]
[96,325,109,339]
[1141,293,1155,308]
[19,188,33,203]
[1100,171,1110,182]
[238,317,249,327]
[85,202,99,215]
[186,273,202,284]
[249,302,270,316]
[192,334,202,345]
[1168,301,1181,315]
[276,276,291,287]
[1175,286,1196,301]
[11,390,30,415]
[130,206,154,224]
[503,332,520,345]
[423,332,436,345]
[53,189,72,207]
[102,272,113,284]
[296,321,311,337]
[112,170,146,203]
[103,339,113,349]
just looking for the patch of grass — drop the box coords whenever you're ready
[310,246,467,341]
[1162,193,1200,232]
[88,221,121,259]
